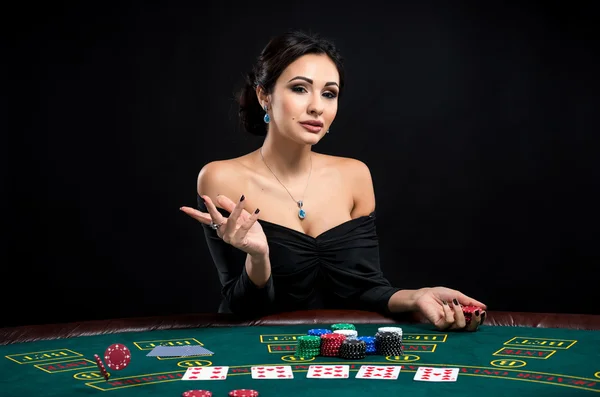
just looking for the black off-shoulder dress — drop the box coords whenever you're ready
[197,196,401,318]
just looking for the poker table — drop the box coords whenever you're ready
[2,309,600,396]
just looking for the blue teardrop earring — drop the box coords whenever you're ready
[263,105,270,123]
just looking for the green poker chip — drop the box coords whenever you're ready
[331,323,356,330]
[295,334,322,358]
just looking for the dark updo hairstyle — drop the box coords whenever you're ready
[237,30,345,136]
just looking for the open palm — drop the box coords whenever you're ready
[180,194,268,256]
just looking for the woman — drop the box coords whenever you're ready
[180,30,486,331]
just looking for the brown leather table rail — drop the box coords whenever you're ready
[2,309,600,346]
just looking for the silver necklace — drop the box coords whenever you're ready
[259,148,312,219]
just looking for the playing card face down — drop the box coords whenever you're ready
[356,365,401,380]
[147,346,214,357]
[182,366,229,380]
[413,367,459,382]
[251,365,294,379]
[306,365,349,378]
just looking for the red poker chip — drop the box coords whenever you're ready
[93,354,110,380]
[104,343,131,371]
[462,305,482,326]
[229,389,259,397]
[321,334,345,340]
[462,305,479,314]
[182,390,212,397]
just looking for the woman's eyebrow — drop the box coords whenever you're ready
[288,76,339,88]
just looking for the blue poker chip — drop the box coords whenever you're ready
[358,336,377,354]
[307,328,332,336]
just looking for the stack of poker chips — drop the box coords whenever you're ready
[294,335,321,359]
[331,323,356,331]
[338,339,367,360]
[333,329,358,339]
[307,328,332,337]
[93,354,109,380]
[357,336,377,355]
[375,330,404,356]
[320,333,347,357]
[461,305,480,326]
[378,326,403,341]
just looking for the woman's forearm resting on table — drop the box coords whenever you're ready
[387,289,423,312]
[245,252,272,288]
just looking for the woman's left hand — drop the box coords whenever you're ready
[413,287,487,331]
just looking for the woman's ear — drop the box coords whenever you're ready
[255,85,269,109]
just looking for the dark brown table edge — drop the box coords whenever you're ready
[2,310,599,345]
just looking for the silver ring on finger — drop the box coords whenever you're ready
[210,221,223,230]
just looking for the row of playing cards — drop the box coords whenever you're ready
[182,365,458,381]
[181,366,294,380]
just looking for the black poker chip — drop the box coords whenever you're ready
[375,331,403,356]
[338,339,367,359]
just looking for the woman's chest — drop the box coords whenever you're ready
[244,172,354,239]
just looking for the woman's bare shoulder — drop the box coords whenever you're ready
[196,153,256,199]
[316,152,372,178]
[315,152,375,216]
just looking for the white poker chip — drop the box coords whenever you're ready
[334,330,358,337]
[378,327,403,336]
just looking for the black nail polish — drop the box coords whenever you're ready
[480,312,486,325]
[240,194,245,201]
[453,299,459,306]
[475,310,480,316]
[254,208,260,214]
[442,300,448,305]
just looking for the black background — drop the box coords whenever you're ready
[4,1,599,327]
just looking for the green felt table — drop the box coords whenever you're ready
[1,315,600,396]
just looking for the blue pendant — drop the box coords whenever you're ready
[297,200,305,219]
[264,113,270,123]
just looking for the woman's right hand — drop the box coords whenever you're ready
[180,194,269,257]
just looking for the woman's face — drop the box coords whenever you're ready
[263,53,340,145]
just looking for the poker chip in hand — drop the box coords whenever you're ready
[461,305,482,326]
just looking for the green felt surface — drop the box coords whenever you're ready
[1,323,599,396]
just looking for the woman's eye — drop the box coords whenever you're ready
[291,85,337,99]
